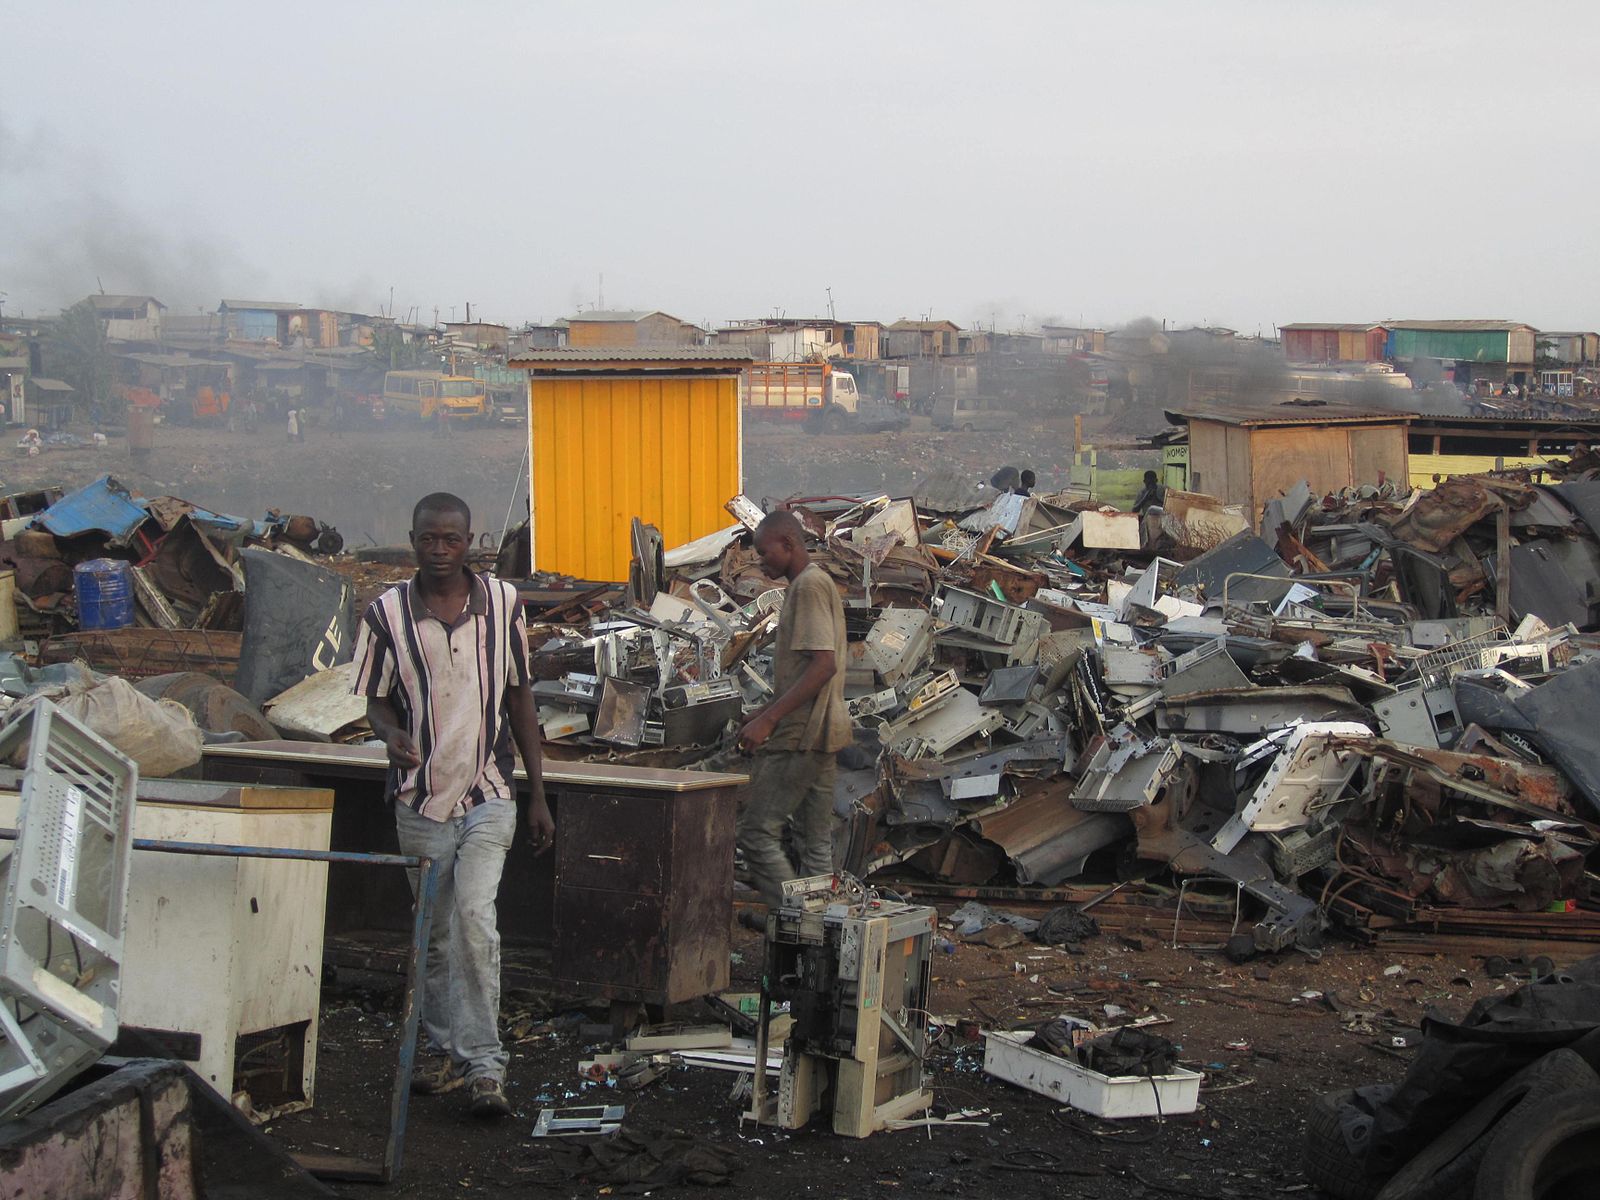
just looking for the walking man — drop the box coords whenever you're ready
[735,511,850,909]
[353,491,554,1118]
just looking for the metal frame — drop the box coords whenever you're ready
[0,701,138,1120]
[0,832,438,1184]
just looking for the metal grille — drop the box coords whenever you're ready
[0,700,138,1119]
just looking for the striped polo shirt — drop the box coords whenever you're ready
[351,571,530,821]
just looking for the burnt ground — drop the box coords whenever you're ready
[259,900,1537,1200]
[0,419,1134,551]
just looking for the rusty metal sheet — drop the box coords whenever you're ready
[1385,476,1502,552]
[969,777,1132,885]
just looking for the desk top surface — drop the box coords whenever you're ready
[203,740,749,793]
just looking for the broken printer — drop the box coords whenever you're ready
[746,875,936,1137]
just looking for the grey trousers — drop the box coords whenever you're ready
[394,798,516,1082]
[736,749,837,908]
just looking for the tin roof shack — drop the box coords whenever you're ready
[884,320,960,359]
[1540,332,1599,368]
[85,294,165,342]
[717,318,882,362]
[1041,326,1107,356]
[26,377,75,429]
[1386,320,1538,390]
[442,321,510,353]
[715,319,835,362]
[1408,413,1600,487]
[566,310,704,350]
[512,323,568,353]
[1170,400,1414,527]
[1280,323,1389,365]
[0,355,28,424]
[510,348,751,581]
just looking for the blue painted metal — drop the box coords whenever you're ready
[386,854,438,1181]
[73,559,135,629]
[34,475,149,542]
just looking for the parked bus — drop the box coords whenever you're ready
[381,371,489,424]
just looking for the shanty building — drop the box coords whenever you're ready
[85,294,166,341]
[1279,323,1388,365]
[509,347,751,581]
[1408,412,1600,487]
[883,320,960,358]
[565,310,704,350]
[1386,320,1537,391]
[1540,331,1599,367]
[1168,400,1414,528]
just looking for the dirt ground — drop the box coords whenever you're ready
[13,417,1530,1196]
[0,419,1128,552]
[260,898,1550,1200]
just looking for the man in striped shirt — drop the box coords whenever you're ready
[353,491,553,1118]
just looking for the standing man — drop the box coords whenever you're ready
[736,511,850,910]
[1131,469,1166,513]
[353,491,555,1118]
[286,407,300,443]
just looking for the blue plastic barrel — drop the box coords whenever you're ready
[74,559,135,630]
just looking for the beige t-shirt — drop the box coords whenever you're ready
[766,563,851,754]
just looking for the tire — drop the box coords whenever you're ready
[821,407,847,435]
[1375,1049,1599,1200]
[1306,1088,1389,1200]
[1473,1086,1600,1200]
[961,422,975,432]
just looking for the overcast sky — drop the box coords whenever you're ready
[3,1,1596,334]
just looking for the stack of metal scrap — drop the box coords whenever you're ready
[533,476,1600,950]
[0,476,345,696]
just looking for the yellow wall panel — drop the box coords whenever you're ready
[528,372,741,580]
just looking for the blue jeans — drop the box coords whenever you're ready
[394,798,516,1082]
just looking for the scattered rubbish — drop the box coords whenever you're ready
[532,1104,626,1138]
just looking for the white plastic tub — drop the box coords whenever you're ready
[982,1030,1202,1118]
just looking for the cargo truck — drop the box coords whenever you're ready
[743,362,907,434]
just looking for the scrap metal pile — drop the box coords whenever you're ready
[0,474,344,676]
[530,470,1600,951]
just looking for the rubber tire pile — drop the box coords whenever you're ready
[1305,1048,1600,1199]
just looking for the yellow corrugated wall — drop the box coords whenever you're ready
[1409,454,1551,489]
[529,373,742,581]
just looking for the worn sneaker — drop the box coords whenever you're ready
[468,1076,512,1119]
[410,1053,466,1095]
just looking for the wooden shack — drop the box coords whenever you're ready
[1167,401,1415,528]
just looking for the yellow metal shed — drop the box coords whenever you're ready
[509,348,751,581]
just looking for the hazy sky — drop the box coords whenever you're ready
[3,1,1596,334]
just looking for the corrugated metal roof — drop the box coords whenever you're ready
[1279,322,1383,332]
[35,475,148,542]
[1384,319,1535,332]
[887,319,960,332]
[0,357,27,371]
[510,347,752,369]
[29,378,74,392]
[219,299,302,311]
[1410,412,1600,429]
[566,309,686,324]
[1168,400,1416,427]
[87,294,165,311]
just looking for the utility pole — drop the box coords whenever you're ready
[826,287,836,321]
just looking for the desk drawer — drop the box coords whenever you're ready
[556,791,667,894]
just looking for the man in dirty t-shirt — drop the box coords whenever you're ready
[736,510,850,909]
